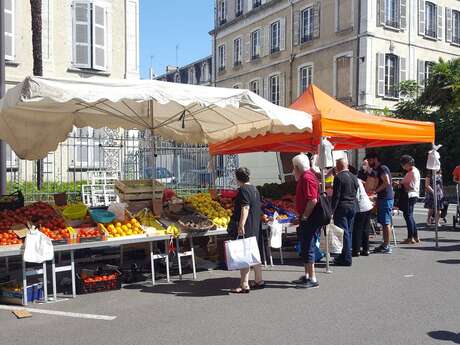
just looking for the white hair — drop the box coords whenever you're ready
[292,154,310,173]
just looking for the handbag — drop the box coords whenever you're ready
[310,192,333,227]
[225,236,261,270]
[319,223,344,254]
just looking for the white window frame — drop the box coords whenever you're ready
[333,51,353,99]
[236,0,243,16]
[270,20,280,53]
[453,10,460,44]
[425,1,437,38]
[301,6,314,43]
[251,29,261,60]
[269,74,280,105]
[4,0,15,61]
[218,44,226,70]
[249,78,261,95]
[219,0,227,23]
[424,61,434,86]
[233,37,242,65]
[298,63,314,97]
[385,0,400,28]
[384,53,399,99]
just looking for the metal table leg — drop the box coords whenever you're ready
[22,260,27,306]
[120,245,124,266]
[189,237,197,280]
[150,241,155,286]
[176,238,182,280]
[5,257,8,271]
[52,257,57,301]
[42,262,48,303]
[70,251,76,298]
[165,240,170,283]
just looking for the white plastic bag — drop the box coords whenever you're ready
[426,145,442,170]
[108,202,128,221]
[318,138,334,168]
[320,223,344,254]
[23,226,54,263]
[269,218,283,249]
[225,236,261,270]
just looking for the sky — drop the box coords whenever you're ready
[139,0,214,79]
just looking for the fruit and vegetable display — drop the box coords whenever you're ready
[178,214,215,232]
[134,209,164,229]
[77,227,103,241]
[101,218,145,239]
[0,231,22,246]
[185,193,231,228]
[78,267,121,294]
[165,224,181,238]
[257,181,296,200]
[0,202,66,231]
[40,227,71,242]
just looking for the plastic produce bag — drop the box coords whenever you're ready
[225,236,261,270]
[269,217,283,249]
[108,202,128,221]
[318,138,334,168]
[23,226,54,263]
[320,223,344,254]
[426,145,442,170]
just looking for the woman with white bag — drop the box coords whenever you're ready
[352,176,374,257]
[227,167,263,294]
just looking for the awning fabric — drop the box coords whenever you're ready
[0,76,312,160]
[209,85,435,155]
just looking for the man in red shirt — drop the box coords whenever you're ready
[453,165,460,184]
[292,154,321,289]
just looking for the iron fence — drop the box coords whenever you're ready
[5,128,238,202]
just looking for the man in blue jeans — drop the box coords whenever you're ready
[366,152,394,254]
[331,158,359,266]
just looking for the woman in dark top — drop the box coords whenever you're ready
[229,167,263,294]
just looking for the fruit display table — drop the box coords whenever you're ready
[0,228,229,305]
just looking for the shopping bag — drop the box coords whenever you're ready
[319,223,344,254]
[225,236,261,270]
[23,226,54,263]
[108,202,128,221]
[269,215,282,249]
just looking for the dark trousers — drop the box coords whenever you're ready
[334,207,356,265]
[352,211,371,253]
[403,197,418,239]
[299,220,321,264]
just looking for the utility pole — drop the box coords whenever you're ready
[0,0,7,195]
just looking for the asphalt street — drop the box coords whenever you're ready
[1,203,460,345]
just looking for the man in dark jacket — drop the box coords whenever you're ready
[331,157,359,266]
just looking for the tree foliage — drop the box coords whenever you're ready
[375,58,460,182]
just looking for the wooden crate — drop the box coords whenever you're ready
[115,179,164,201]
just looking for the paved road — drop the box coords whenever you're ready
[1,204,460,345]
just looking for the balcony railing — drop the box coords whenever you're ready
[425,28,437,38]
[385,19,400,29]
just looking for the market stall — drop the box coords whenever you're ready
[210,85,436,271]
[0,76,313,304]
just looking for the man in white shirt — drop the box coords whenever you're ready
[400,155,421,244]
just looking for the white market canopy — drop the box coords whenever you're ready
[0,76,312,160]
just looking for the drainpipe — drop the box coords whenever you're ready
[212,1,217,87]
[288,0,295,105]
[0,0,6,195]
[354,0,362,167]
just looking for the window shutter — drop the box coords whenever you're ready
[223,45,226,68]
[226,0,233,19]
[378,0,386,26]
[92,3,107,70]
[280,17,286,51]
[126,0,139,74]
[293,10,300,46]
[247,0,252,12]
[279,73,285,106]
[400,0,407,30]
[224,0,228,19]
[263,76,269,100]
[264,25,270,56]
[417,59,426,88]
[42,0,51,60]
[446,8,452,42]
[399,56,407,85]
[377,53,385,97]
[313,1,320,38]
[259,28,265,57]
[245,33,251,62]
[4,0,14,61]
[418,0,425,35]
[437,5,443,40]
[72,2,91,68]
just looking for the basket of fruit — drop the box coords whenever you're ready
[178,214,215,233]
[90,209,116,224]
[77,267,122,294]
[77,227,103,243]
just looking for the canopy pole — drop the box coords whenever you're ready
[320,137,332,274]
[149,99,157,181]
[433,168,439,248]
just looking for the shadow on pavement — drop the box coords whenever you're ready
[437,259,460,265]
[427,330,460,344]
[400,244,460,252]
[420,238,460,243]
[123,278,296,297]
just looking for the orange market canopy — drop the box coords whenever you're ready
[209,85,435,155]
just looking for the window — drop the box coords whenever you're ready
[188,68,196,84]
[336,56,351,99]
[251,29,261,60]
[385,0,399,28]
[4,0,14,61]
[453,10,460,44]
[249,79,260,95]
[424,61,434,86]
[385,54,399,98]
[270,75,280,105]
[301,7,314,43]
[425,2,437,38]
[219,0,227,25]
[235,0,243,16]
[72,128,105,169]
[253,0,262,9]
[72,1,109,71]
[270,21,280,53]
[218,45,226,70]
[233,38,242,65]
[299,65,313,95]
